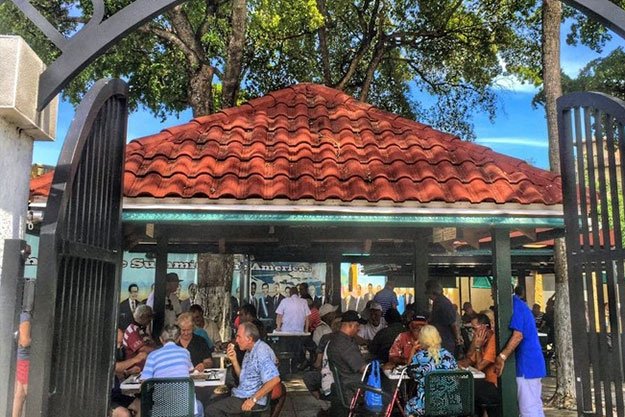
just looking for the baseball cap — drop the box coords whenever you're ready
[341,310,367,324]
[166,273,183,283]
[319,303,338,317]
[368,302,382,311]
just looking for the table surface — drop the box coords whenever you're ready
[267,331,311,336]
[538,332,548,337]
[120,368,226,392]
[383,365,485,380]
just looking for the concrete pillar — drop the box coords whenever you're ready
[0,36,57,279]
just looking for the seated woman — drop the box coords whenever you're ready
[384,315,427,369]
[405,325,457,417]
[177,313,214,371]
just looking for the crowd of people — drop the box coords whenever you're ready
[109,273,547,417]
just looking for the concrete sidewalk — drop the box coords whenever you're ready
[279,375,577,417]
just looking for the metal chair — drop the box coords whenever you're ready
[329,362,406,417]
[423,370,474,416]
[140,377,195,417]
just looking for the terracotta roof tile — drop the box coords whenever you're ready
[30,83,562,205]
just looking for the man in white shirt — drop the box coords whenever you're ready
[356,302,386,343]
[276,292,311,332]
[147,273,182,327]
[312,303,338,345]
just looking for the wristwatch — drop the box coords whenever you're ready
[251,397,257,404]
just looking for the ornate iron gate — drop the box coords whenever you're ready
[559,92,625,417]
[26,79,128,416]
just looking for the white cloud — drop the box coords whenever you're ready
[492,74,539,93]
[476,137,549,148]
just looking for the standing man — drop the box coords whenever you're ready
[495,287,546,417]
[180,283,199,312]
[310,285,321,308]
[206,322,281,416]
[275,288,311,332]
[319,283,328,306]
[373,279,398,315]
[119,283,141,331]
[147,273,183,327]
[425,279,461,354]
[258,282,271,319]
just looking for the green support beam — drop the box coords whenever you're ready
[153,234,168,340]
[492,228,518,416]
[413,232,429,313]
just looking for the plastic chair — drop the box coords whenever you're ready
[330,362,406,417]
[423,370,474,416]
[140,377,195,417]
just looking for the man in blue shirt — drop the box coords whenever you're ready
[373,279,398,315]
[206,322,281,416]
[141,324,203,417]
[495,287,546,417]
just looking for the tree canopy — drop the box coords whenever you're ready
[0,0,606,139]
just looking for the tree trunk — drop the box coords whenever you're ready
[542,0,576,408]
[316,0,332,86]
[221,0,247,109]
[189,64,215,117]
[197,253,234,343]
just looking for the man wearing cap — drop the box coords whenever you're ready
[356,302,386,343]
[147,272,183,327]
[313,304,339,346]
[327,310,368,404]
[386,315,427,368]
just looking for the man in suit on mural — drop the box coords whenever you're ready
[270,283,284,319]
[248,281,258,310]
[119,283,142,331]
[258,282,272,319]
[363,283,375,303]
[352,285,365,312]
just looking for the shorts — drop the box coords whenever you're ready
[16,359,29,385]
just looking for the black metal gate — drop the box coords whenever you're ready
[559,92,625,417]
[26,79,128,416]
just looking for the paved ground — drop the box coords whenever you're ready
[279,375,577,417]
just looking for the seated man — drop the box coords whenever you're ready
[458,313,498,415]
[123,304,157,367]
[141,325,204,417]
[313,304,339,346]
[369,309,405,364]
[177,312,214,371]
[386,315,427,368]
[327,310,368,406]
[355,302,386,344]
[206,322,281,417]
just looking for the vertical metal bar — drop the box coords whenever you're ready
[0,239,26,417]
[491,228,518,416]
[590,108,614,416]
[153,234,168,339]
[617,122,625,378]
[603,113,625,411]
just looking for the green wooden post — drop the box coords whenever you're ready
[413,233,429,313]
[491,228,518,416]
[153,233,168,340]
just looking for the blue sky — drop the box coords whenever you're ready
[32,23,625,171]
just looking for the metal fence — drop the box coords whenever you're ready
[26,79,128,416]
[559,92,625,417]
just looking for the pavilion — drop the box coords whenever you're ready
[29,82,563,413]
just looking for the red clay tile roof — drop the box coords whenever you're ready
[31,83,562,205]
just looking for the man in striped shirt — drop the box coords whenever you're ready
[373,280,398,315]
[141,325,203,417]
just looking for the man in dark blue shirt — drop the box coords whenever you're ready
[495,287,546,417]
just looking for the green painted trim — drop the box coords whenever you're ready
[122,210,565,228]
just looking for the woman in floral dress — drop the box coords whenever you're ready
[405,325,458,416]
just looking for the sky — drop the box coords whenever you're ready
[32,22,625,171]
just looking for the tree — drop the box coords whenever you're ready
[541,0,576,409]
[1,0,543,139]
